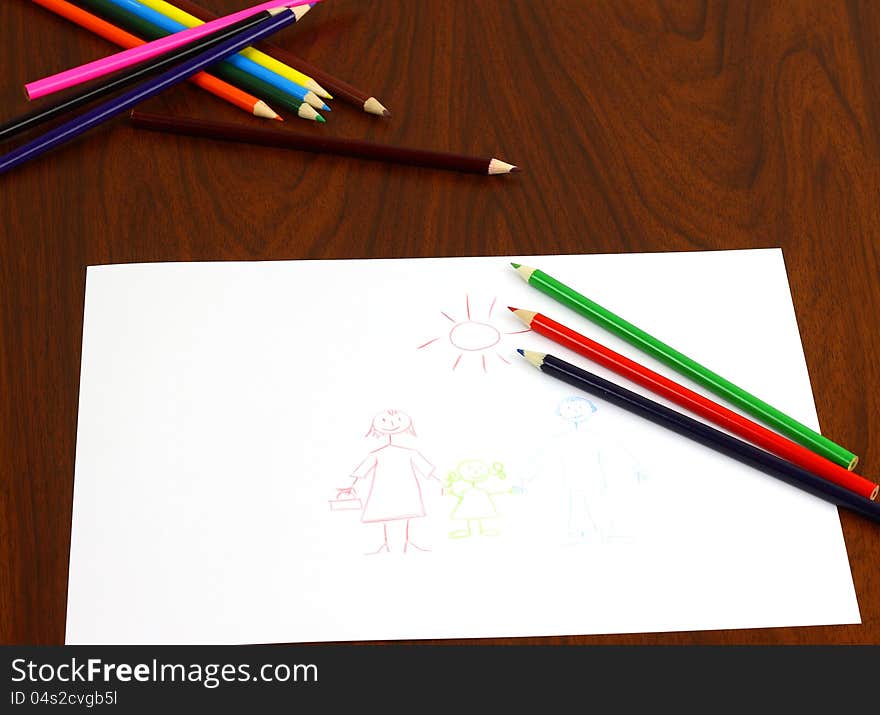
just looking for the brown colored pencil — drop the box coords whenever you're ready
[171,0,391,117]
[129,111,518,174]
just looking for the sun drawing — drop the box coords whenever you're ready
[416,295,530,372]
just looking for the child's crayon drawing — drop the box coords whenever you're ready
[520,396,647,544]
[444,460,518,538]
[333,409,444,555]
[416,294,529,372]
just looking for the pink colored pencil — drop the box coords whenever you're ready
[25,0,318,100]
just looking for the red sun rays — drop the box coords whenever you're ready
[417,294,530,372]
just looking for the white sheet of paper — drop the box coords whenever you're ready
[66,249,860,644]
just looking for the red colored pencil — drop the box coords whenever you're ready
[510,307,879,501]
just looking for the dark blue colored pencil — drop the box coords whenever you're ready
[0,7,298,175]
[0,7,277,143]
[518,350,880,524]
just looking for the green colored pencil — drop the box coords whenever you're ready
[74,0,323,122]
[211,63,323,122]
[511,263,858,470]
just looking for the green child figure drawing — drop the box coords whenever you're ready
[445,460,512,538]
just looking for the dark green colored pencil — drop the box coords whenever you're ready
[71,0,322,120]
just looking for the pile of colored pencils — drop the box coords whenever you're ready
[510,263,880,524]
[1,1,518,175]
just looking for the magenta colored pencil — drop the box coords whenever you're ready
[1,9,299,176]
[25,0,318,100]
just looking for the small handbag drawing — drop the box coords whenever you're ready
[329,487,362,511]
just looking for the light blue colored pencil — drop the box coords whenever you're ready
[106,0,330,110]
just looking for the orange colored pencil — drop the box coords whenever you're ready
[30,0,281,120]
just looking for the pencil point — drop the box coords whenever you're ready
[509,309,536,326]
[508,306,517,312]
[315,114,326,124]
[298,104,324,123]
[488,159,517,175]
[512,264,536,282]
[309,81,332,99]
[254,100,280,120]
[520,350,546,368]
[292,5,312,21]
[304,92,328,110]
[275,116,284,122]
[364,97,389,116]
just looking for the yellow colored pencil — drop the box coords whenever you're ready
[29,0,280,120]
[136,0,332,99]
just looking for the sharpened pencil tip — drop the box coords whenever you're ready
[511,264,536,282]
[509,308,536,326]
[520,350,546,368]
[364,97,389,116]
[309,82,332,99]
[275,116,284,122]
[488,159,517,174]
[315,115,326,123]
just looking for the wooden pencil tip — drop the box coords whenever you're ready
[509,308,536,326]
[254,100,281,120]
[512,264,537,282]
[310,82,332,99]
[292,5,312,20]
[364,97,390,116]
[488,159,517,174]
[520,350,546,368]
[275,116,284,122]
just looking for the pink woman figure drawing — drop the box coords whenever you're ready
[337,410,442,555]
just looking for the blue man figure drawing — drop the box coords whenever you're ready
[529,396,646,543]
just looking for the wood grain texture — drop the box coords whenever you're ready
[1,0,878,645]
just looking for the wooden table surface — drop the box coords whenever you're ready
[1,0,878,646]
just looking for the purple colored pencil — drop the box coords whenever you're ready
[0,8,299,176]
[24,0,316,100]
